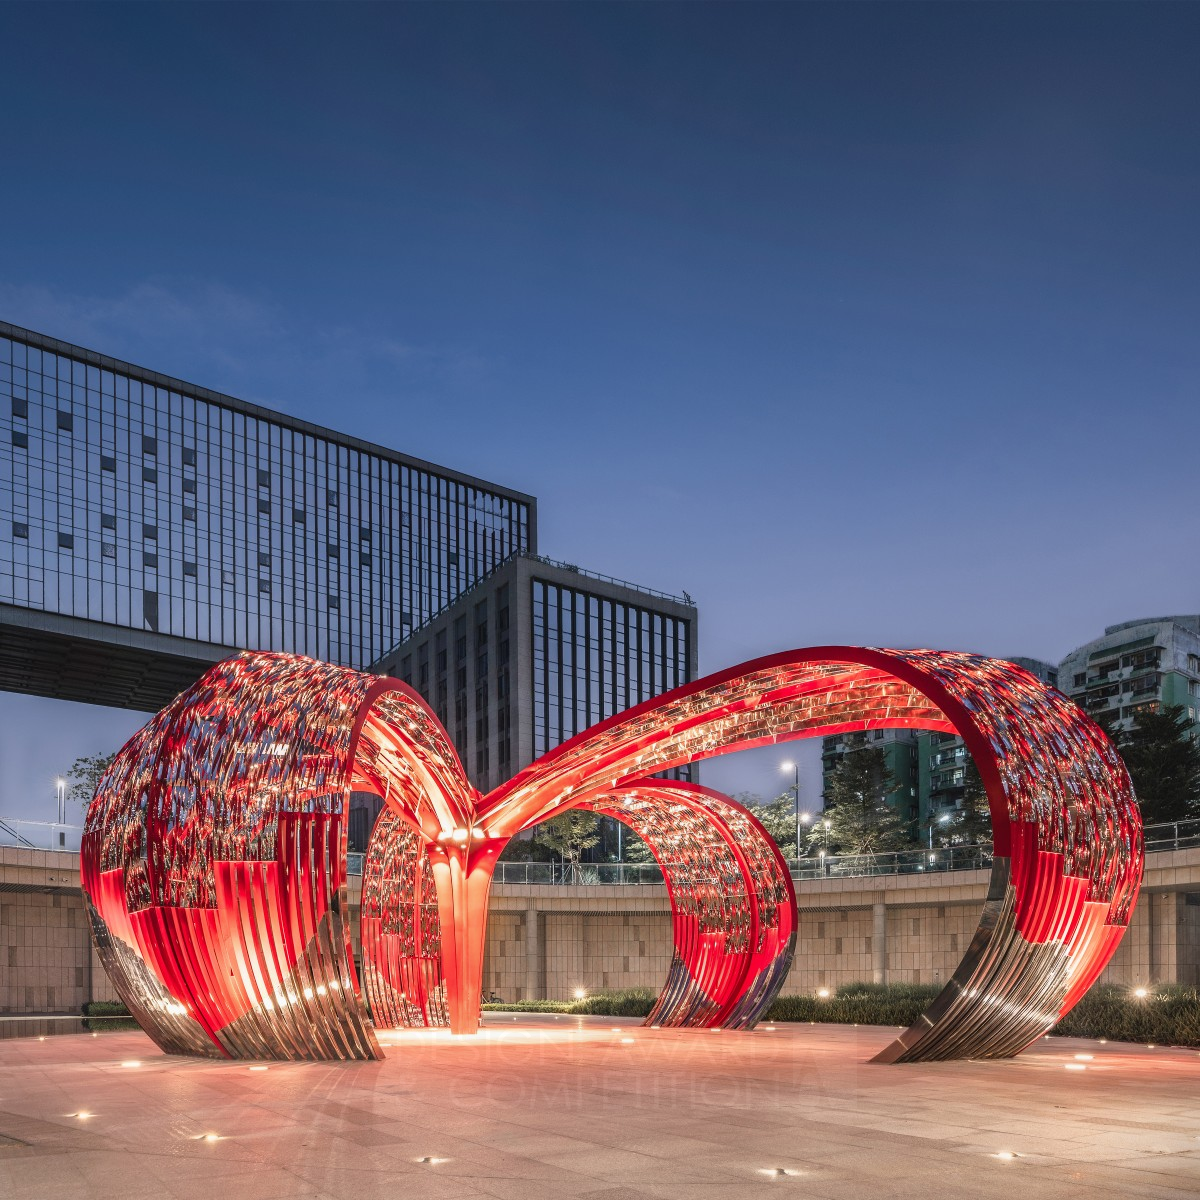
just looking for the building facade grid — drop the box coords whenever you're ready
[0,327,532,668]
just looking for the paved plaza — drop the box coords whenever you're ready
[2,1015,1199,1199]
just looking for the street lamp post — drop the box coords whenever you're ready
[780,760,801,857]
[55,776,66,825]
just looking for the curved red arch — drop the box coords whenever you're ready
[82,645,1143,1063]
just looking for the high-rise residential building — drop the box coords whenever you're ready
[1058,616,1200,734]
[820,730,920,830]
[820,656,1059,841]
[370,553,698,796]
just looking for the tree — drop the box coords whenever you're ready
[816,736,910,855]
[927,757,991,851]
[1114,704,1200,824]
[620,829,657,864]
[532,809,602,879]
[64,752,116,808]
[954,757,993,845]
[747,791,801,858]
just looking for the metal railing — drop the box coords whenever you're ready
[0,818,83,853]
[5,817,1199,884]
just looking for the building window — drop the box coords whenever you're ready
[57,411,73,432]
[257,468,270,488]
[359,526,371,542]
[258,552,270,568]
[183,561,197,577]
[257,499,270,515]
[101,513,116,530]
[11,398,27,419]
[142,435,157,456]
[182,478,196,494]
[143,524,157,540]
[327,489,338,506]
[144,553,158,570]
[143,467,157,484]
[182,447,196,466]
[328,544,339,559]
[12,522,28,538]
[293,509,305,524]
[101,542,116,559]
[258,580,271,594]
[183,506,196,521]
[58,532,74,550]
[12,431,27,449]
[100,454,116,472]
[329,596,340,610]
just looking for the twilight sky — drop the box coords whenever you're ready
[2,2,1198,821]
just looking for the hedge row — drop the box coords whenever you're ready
[1052,985,1200,1047]
[81,1000,131,1017]
[485,981,1200,1047]
[80,984,1200,1049]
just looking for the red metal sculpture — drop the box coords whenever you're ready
[82,646,1142,1062]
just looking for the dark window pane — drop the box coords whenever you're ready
[11,398,27,419]
[182,478,196,493]
[183,507,196,521]
[142,435,156,455]
[143,467,157,484]
[293,508,305,524]
[100,513,116,529]
[183,561,197,577]
[144,553,158,569]
[100,455,116,472]
[258,579,271,594]
[328,596,340,610]
[328,544,339,559]
[257,499,270,515]
[57,411,73,431]
[182,447,196,466]
[101,542,116,559]
[143,590,158,631]
[58,532,74,550]
[12,522,28,538]
[143,524,157,540]
[258,552,270,568]
[12,431,27,449]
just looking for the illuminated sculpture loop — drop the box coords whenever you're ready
[82,646,1142,1063]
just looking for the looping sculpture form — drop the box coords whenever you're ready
[82,646,1143,1063]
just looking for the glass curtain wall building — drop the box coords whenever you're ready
[372,554,698,798]
[0,323,534,706]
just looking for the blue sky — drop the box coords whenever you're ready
[2,2,1198,819]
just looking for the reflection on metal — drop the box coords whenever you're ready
[481,647,1143,1062]
[587,783,796,1029]
[84,645,1143,1064]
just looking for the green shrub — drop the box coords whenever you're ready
[765,983,940,1028]
[487,981,1200,1048]
[81,1000,131,1017]
[1053,984,1200,1047]
[483,987,657,1017]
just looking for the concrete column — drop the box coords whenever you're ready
[1148,891,1177,985]
[524,902,542,1001]
[872,902,887,985]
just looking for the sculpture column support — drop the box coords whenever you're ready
[872,901,888,986]
[428,836,505,1033]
